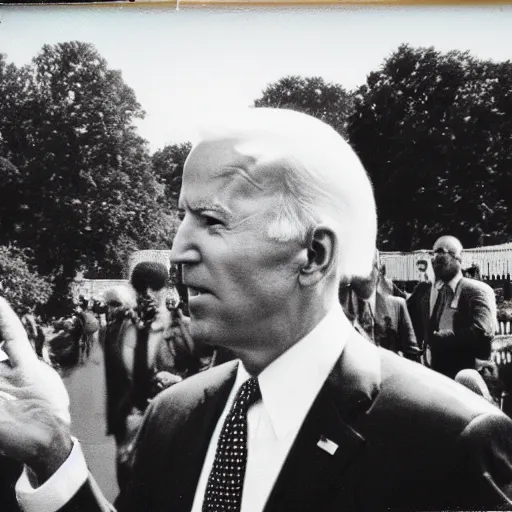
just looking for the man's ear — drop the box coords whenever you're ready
[298,226,336,286]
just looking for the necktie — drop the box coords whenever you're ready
[430,285,449,333]
[203,377,261,511]
[358,299,375,342]
[132,325,150,411]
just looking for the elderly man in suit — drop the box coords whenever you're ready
[407,235,497,379]
[339,257,421,361]
[1,109,512,512]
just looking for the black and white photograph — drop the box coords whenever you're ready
[1,3,512,511]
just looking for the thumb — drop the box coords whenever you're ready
[0,297,38,367]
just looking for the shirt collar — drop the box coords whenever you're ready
[363,289,377,313]
[435,271,463,294]
[235,303,350,439]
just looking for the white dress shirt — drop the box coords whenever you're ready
[16,303,350,512]
[191,303,349,512]
[429,271,463,318]
[17,440,89,512]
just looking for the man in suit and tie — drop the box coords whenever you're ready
[0,109,512,512]
[339,257,421,361]
[407,235,497,379]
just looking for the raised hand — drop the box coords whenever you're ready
[0,297,73,483]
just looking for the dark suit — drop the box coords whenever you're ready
[339,285,421,360]
[407,277,496,378]
[61,327,512,512]
[0,457,22,512]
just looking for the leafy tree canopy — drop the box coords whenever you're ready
[254,75,354,139]
[152,142,192,208]
[348,44,512,251]
[0,43,175,314]
[0,245,52,317]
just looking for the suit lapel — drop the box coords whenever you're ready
[420,283,432,340]
[264,331,381,512]
[374,291,390,327]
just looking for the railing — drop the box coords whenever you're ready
[490,335,512,413]
[493,335,512,364]
[496,321,512,335]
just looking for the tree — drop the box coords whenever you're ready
[152,142,192,208]
[0,54,33,163]
[348,44,512,251]
[0,43,175,314]
[0,245,52,316]
[254,75,354,139]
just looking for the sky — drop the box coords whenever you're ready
[1,4,512,152]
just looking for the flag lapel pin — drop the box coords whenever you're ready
[317,435,338,455]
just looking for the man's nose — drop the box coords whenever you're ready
[170,218,201,264]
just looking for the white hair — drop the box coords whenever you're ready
[103,285,136,309]
[190,108,377,281]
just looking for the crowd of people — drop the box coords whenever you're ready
[340,236,500,404]
[0,107,511,511]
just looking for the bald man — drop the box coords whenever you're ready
[407,235,497,379]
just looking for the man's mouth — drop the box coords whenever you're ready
[187,286,209,297]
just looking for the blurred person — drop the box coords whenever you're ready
[106,263,178,487]
[407,236,496,379]
[416,257,436,283]
[20,312,47,362]
[339,254,421,361]
[416,259,429,282]
[105,263,216,487]
[102,285,136,443]
[48,308,99,373]
[375,263,409,299]
[1,109,512,511]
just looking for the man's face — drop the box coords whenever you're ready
[137,287,166,310]
[170,139,304,351]
[417,262,427,273]
[431,239,461,282]
[106,299,123,318]
[351,264,378,300]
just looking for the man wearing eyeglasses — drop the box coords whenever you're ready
[407,235,497,379]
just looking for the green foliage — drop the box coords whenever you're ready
[0,43,175,314]
[0,245,52,316]
[152,142,192,208]
[348,44,512,251]
[254,75,354,139]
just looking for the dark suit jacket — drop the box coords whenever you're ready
[339,285,420,360]
[61,326,512,512]
[0,457,22,512]
[407,277,496,378]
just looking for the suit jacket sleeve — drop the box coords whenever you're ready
[432,282,496,360]
[55,477,115,512]
[406,282,430,348]
[455,411,512,509]
[54,398,162,512]
[397,299,421,361]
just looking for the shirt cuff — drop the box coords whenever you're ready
[16,438,89,512]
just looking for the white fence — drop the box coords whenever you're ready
[70,279,129,302]
[381,243,512,282]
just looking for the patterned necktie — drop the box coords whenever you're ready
[203,377,261,512]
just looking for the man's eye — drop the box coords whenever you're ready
[204,215,222,227]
